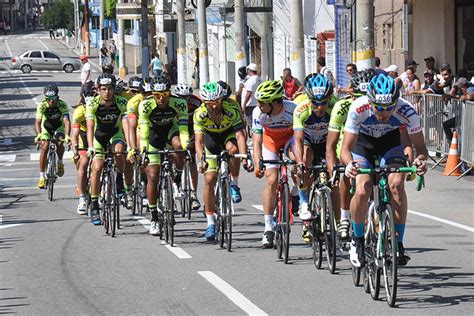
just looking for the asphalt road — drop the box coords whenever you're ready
[1,31,473,315]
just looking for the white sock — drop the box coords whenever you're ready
[231,177,238,186]
[264,215,273,232]
[40,172,45,178]
[206,214,216,225]
[341,209,351,221]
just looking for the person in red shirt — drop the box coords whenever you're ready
[282,68,304,100]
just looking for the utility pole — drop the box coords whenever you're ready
[99,0,105,64]
[176,0,187,83]
[84,0,90,56]
[289,0,305,82]
[234,0,245,90]
[197,0,209,87]
[118,0,127,79]
[141,0,149,77]
[353,0,375,70]
[24,0,28,30]
[261,0,273,80]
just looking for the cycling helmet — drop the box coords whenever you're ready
[351,69,376,94]
[367,73,400,106]
[200,82,224,101]
[96,73,116,87]
[238,66,247,80]
[140,77,154,93]
[173,83,193,97]
[102,64,114,74]
[44,84,59,97]
[217,80,232,98]
[255,80,284,103]
[128,76,142,92]
[154,74,171,91]
[304,73,333,102]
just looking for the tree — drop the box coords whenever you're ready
[43,0,74,31]
[105,0,117,19]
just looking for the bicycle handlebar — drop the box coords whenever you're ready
[350,166,425,193]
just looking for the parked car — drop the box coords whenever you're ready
[11,50,82,73]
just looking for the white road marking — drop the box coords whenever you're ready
[133,216,193,259]
[198,271,267,316]
[30,153,40,161]
[251,205,264,211]
[0,184,76,191]
[1,175,76,181]
[30,151,73,161]
[0,155,16,162]
[5,40,12,57]
[408,209,474,233]
[0,224,24,230]
[0,167,37,172]
[39,39,49,50]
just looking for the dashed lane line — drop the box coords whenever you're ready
[198,271,267,316]
[0,184,76,192]
[0,224,24,230]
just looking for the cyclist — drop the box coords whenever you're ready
[35,85,71,189]
[252,80,296,248]
[138,75,189,236]
[71,86,96,214]
[172,82,202,210]
[194,82,252,241]
[326,69,375,240]
[86,73,129,225]
[341,73,428,267]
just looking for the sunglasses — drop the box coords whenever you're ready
[311,100,328,107]
[154,91,170,97]
[204,99,222,106]
[46,96,58,101]
[371,103,396,112]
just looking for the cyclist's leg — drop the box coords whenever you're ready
[261,143,280,247]
[169,127,184,187]
[145,144,161,234]
[54,128,65,160]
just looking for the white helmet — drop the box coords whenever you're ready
[173,83,193,97]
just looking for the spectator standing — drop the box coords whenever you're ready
[374,56,381,69]
[402,66,421,93]
[282,68,303,100]
[79,55,92,100]
[433,65,455,95]
[108,40,117,67]
[100,44,108,66]
[148,53,164,79]
[424,56,438,73]
[399,59,419,82]
[408,69,436,95]
[236,66,247,106]
[385,65,399,79]
[336,63,357,94]
[241,63,261,124]
[317,56,336,87]
[49,28,55,39]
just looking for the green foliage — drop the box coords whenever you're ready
[43,0,74,31]
[105,0,118,19]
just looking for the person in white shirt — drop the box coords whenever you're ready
[79,55,92,102]
[241,63,261,126]
[317,56,336,87]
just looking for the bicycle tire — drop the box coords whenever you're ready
[281,183,290,264]
[224,178,233,252]
[47,151,56,201]
[132,166,139,215]
[102,175,110,234]
[382,204,398,307]
[310,188,323,269]
[110,170,117,237]
[365,202,381,299]
[167,176,175,246]
[185,165,193,220]
[352,266,361,286]
[323,190,337,274]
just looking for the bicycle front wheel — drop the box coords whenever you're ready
[281,183,290,264]
[309,188,323,270]
[364,202,381,299]
[47,152,56,201]
[323,190,337,274]
[223,178,233,252]
[110,170,117,237]
[167,176,175,246]
[382,204,398,307]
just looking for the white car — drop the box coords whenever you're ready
[11,50,82,73]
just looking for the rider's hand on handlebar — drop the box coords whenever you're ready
[243,158,254,172]
[86,147,96,158]
[197,160,208,173]
[413,157,427,176]
[127,148,137,163]
[34,134,41,144]
[345,161,359,179]
[296,163,305,176]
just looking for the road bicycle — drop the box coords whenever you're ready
[96,147,127,237]
[351,166,424,307]
[39,137,66,201]
[308,164,346,274]
[259,154,296,263]
[206,150,249,252]
[180,149,195,220]
[131,157,146,216]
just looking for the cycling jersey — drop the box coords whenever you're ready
[36,99,69,140]
[86,95,128,156]
[344,96,421,138]
[138,96,189,154]
[328,96,353,133]
[120,90,134,101]
[293,93,335,145]
[72,104,87,133]
[252,100,296,152]
[187,94,202,136]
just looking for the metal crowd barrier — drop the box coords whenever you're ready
[402,93,472,179]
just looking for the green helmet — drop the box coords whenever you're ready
[200,82,224,101]
[255,80,284,103]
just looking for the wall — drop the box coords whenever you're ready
[411,0,455,70]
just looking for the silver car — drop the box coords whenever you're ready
[11,50,82,73]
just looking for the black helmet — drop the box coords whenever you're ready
[238,66,247,80]
[154,74,171,91]
[128,76,142,92]
[351,69,376,95]
[115,79,126,95]
[102,64,114,74]
[44,84,59,97]
[217,80,232,98]
[96,73,116,87]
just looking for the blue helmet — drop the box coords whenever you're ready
[367,73,400,106]
[304,73,333,103]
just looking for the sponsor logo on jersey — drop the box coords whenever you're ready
[356,103,371,114]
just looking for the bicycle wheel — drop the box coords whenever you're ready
[185,165,193,220]
[281,183,290,264]
[102,175,110,234]
[223,178,233,252]
[382,204,398,307]
[132,166,139,215]
[110,170,117,237]
[352,266,361,286]
[310,189,323,270]
[365,203,381,299]
[47,151,56,201]
[323,190,337,274]
[167,176,175,246]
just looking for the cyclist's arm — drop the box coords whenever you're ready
[293,130,305,164]
[122,115,130,146]
[63,115,71,139]
[71,126,80,153]
[293,102,309,164]
[175,100,189,149]
[326,130,340,174]
[128,116,138,149]
[340,131,358,166]
[409,131,428,161]
[400,127,414,162]
[86,118,94,148]
[138,101,150,150]
[194,132,205,162]
[35,118,42,136]
[35,103,44,135]
[235,129,248,156]
[252,132,263,168]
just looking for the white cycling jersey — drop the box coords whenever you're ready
[344,96,422,138]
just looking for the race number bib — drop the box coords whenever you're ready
[359,82,369,92]
[312,87,326,96]
[375,94,392,104]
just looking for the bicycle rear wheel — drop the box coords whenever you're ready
[323,191,337,274]
[281,183,290,264]
[47,152,56,201]
[382,204,398,307]
[132,166,139,215]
